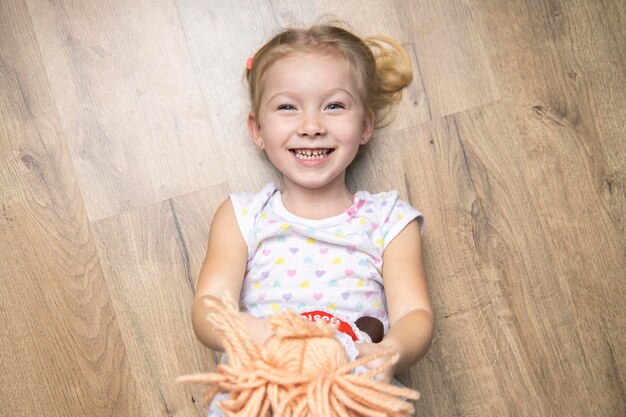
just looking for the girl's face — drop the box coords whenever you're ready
[248,52,373,193]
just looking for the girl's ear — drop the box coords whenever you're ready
[360,109,375,145]
[247,112,265,149]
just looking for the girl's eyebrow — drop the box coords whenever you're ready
[267,88,355,104]
[328,88,355,100]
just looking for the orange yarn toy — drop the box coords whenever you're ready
[177,297,420,416]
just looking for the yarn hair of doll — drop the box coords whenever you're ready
[177,297,420,417]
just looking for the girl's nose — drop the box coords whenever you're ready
[297,115,327,137]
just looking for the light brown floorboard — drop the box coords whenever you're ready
[91,183,229,416]
[0,1,142,415]
[1,1,624,416]
[27,0,227,222]
[393,0,501,119]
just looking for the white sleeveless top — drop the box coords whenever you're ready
[229,183,424,335]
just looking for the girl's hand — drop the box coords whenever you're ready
[354,341,398,383]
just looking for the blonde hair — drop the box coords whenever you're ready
[245,24,413,127]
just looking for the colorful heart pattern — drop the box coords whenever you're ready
[233,185,421,338]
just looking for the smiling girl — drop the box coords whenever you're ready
[191,24,434,415]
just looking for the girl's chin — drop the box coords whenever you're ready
[283,172,346,191]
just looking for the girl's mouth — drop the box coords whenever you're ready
[290,148,334,160]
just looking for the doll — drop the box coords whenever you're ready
[177,297,419,416]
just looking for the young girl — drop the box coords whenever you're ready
[192,24,434,414]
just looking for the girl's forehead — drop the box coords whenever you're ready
[262,52,358,93]
[270,51,348,74]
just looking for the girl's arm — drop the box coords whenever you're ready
[376,219,434,374]
[192,199,272,352]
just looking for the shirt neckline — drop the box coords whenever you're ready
[270,186,366,228]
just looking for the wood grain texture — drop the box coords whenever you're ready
[174,0,282,195]
[471,0,626,230]
[91,183,229,416]
[1,0,624,416]
[393,0,500,119]
[0,1,141,415]
[26,0,227,222]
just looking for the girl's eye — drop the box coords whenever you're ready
[325,102,345,110]
[278,104,296,111]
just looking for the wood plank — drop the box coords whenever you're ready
[26,0,227,222]
[467,4,626,414]
[91,183,230,416]
[453,97,625,416]
[2,0,623,415]
[390,96,624,416]
[392,0,501,119]
[383,112,517,416]
[175,0,283,195]
[472,0,626,185]
[0,1,142,415]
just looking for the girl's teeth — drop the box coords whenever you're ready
[294,149,331,160]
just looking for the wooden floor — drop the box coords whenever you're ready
[1,0,624,416]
